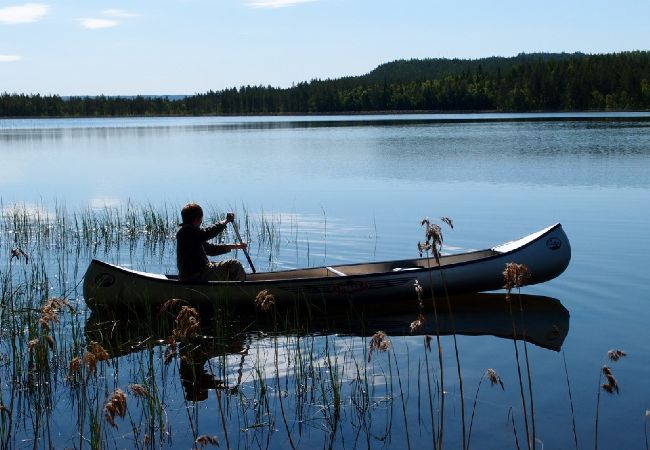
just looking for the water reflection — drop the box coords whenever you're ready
[86,293,569,401]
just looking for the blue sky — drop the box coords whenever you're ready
[1,0,649,95]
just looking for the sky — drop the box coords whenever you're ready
[1,0,649,96]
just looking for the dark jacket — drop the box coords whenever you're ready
[176,222,229,281]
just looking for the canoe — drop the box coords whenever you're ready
[83,223,571,311]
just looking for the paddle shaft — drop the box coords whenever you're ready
[231,221,256,274]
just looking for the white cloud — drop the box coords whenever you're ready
[0,3,49,24]
[0,54,22,62]
[79,18,119,29]
[247,0,317,8]
[102,9,138,18]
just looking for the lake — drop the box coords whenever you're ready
[1,113,649,449]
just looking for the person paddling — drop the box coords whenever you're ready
[176,203,247,282]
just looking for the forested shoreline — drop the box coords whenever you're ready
[2,51,650,117]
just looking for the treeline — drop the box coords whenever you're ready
[2,51,650,117]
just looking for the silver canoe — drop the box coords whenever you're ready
[83,223,571,310]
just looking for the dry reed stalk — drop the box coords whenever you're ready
[595,349,626,450]
[424,335,433,351]
[562,350,579,450]
[254,289,275,312]
[410,281,426,332]
[645,410,649,450]
[468,369,505,449]
[368,331,391,362]
[0,404,11,417]
[104,389,127,428]
[164,337,177,365]
[503,262,533,450]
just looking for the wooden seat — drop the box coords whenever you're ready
[326,266,347,276]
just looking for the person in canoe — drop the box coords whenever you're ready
[176,203,247,282]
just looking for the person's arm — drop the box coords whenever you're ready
[203,242,248,256]
[198,212,236,241]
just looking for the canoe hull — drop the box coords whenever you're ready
[83,224,571,311]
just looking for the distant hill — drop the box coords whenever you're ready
[358,52,586,84]
[2,51,649,116]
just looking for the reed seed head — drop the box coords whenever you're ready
[28,339,39,352]
[486,368,505,390]
[503,263,531,298]
[10,246,29,263]
[195,435,219,447]
[368,331,391,362]
[172,306,200,341]
[607,349,627,362]
[601,365,620,394]
[104,388,127,428]
[159,298,189,316]
[129,384,150,398]
[419,218,444,263]
[89,341,109,361]
[254,289,275,312]
[410,313,425,334]
[39,297,70,332]
[441,216,454,229]
[83,353,98,374]
[69,357,82,374]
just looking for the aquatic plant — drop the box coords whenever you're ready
[595,349,627,450]
[467,368,504,449]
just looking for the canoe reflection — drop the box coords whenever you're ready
[86,293,569,401]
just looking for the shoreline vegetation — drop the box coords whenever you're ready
[2,51,650,118]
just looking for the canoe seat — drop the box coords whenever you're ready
[326,266,347,276]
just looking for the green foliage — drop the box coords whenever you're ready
[2,51,650,116]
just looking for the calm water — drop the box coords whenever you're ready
[1,113,649,449]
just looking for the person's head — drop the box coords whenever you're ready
[181,203,203,226]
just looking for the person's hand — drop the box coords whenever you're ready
[231,243,247,250]
[225,212,235,223]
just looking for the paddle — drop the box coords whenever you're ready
[231,220,256,274]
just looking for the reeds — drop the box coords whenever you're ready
[595,349,627,450]
[468,369,504,449]
[503,262,535,450]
